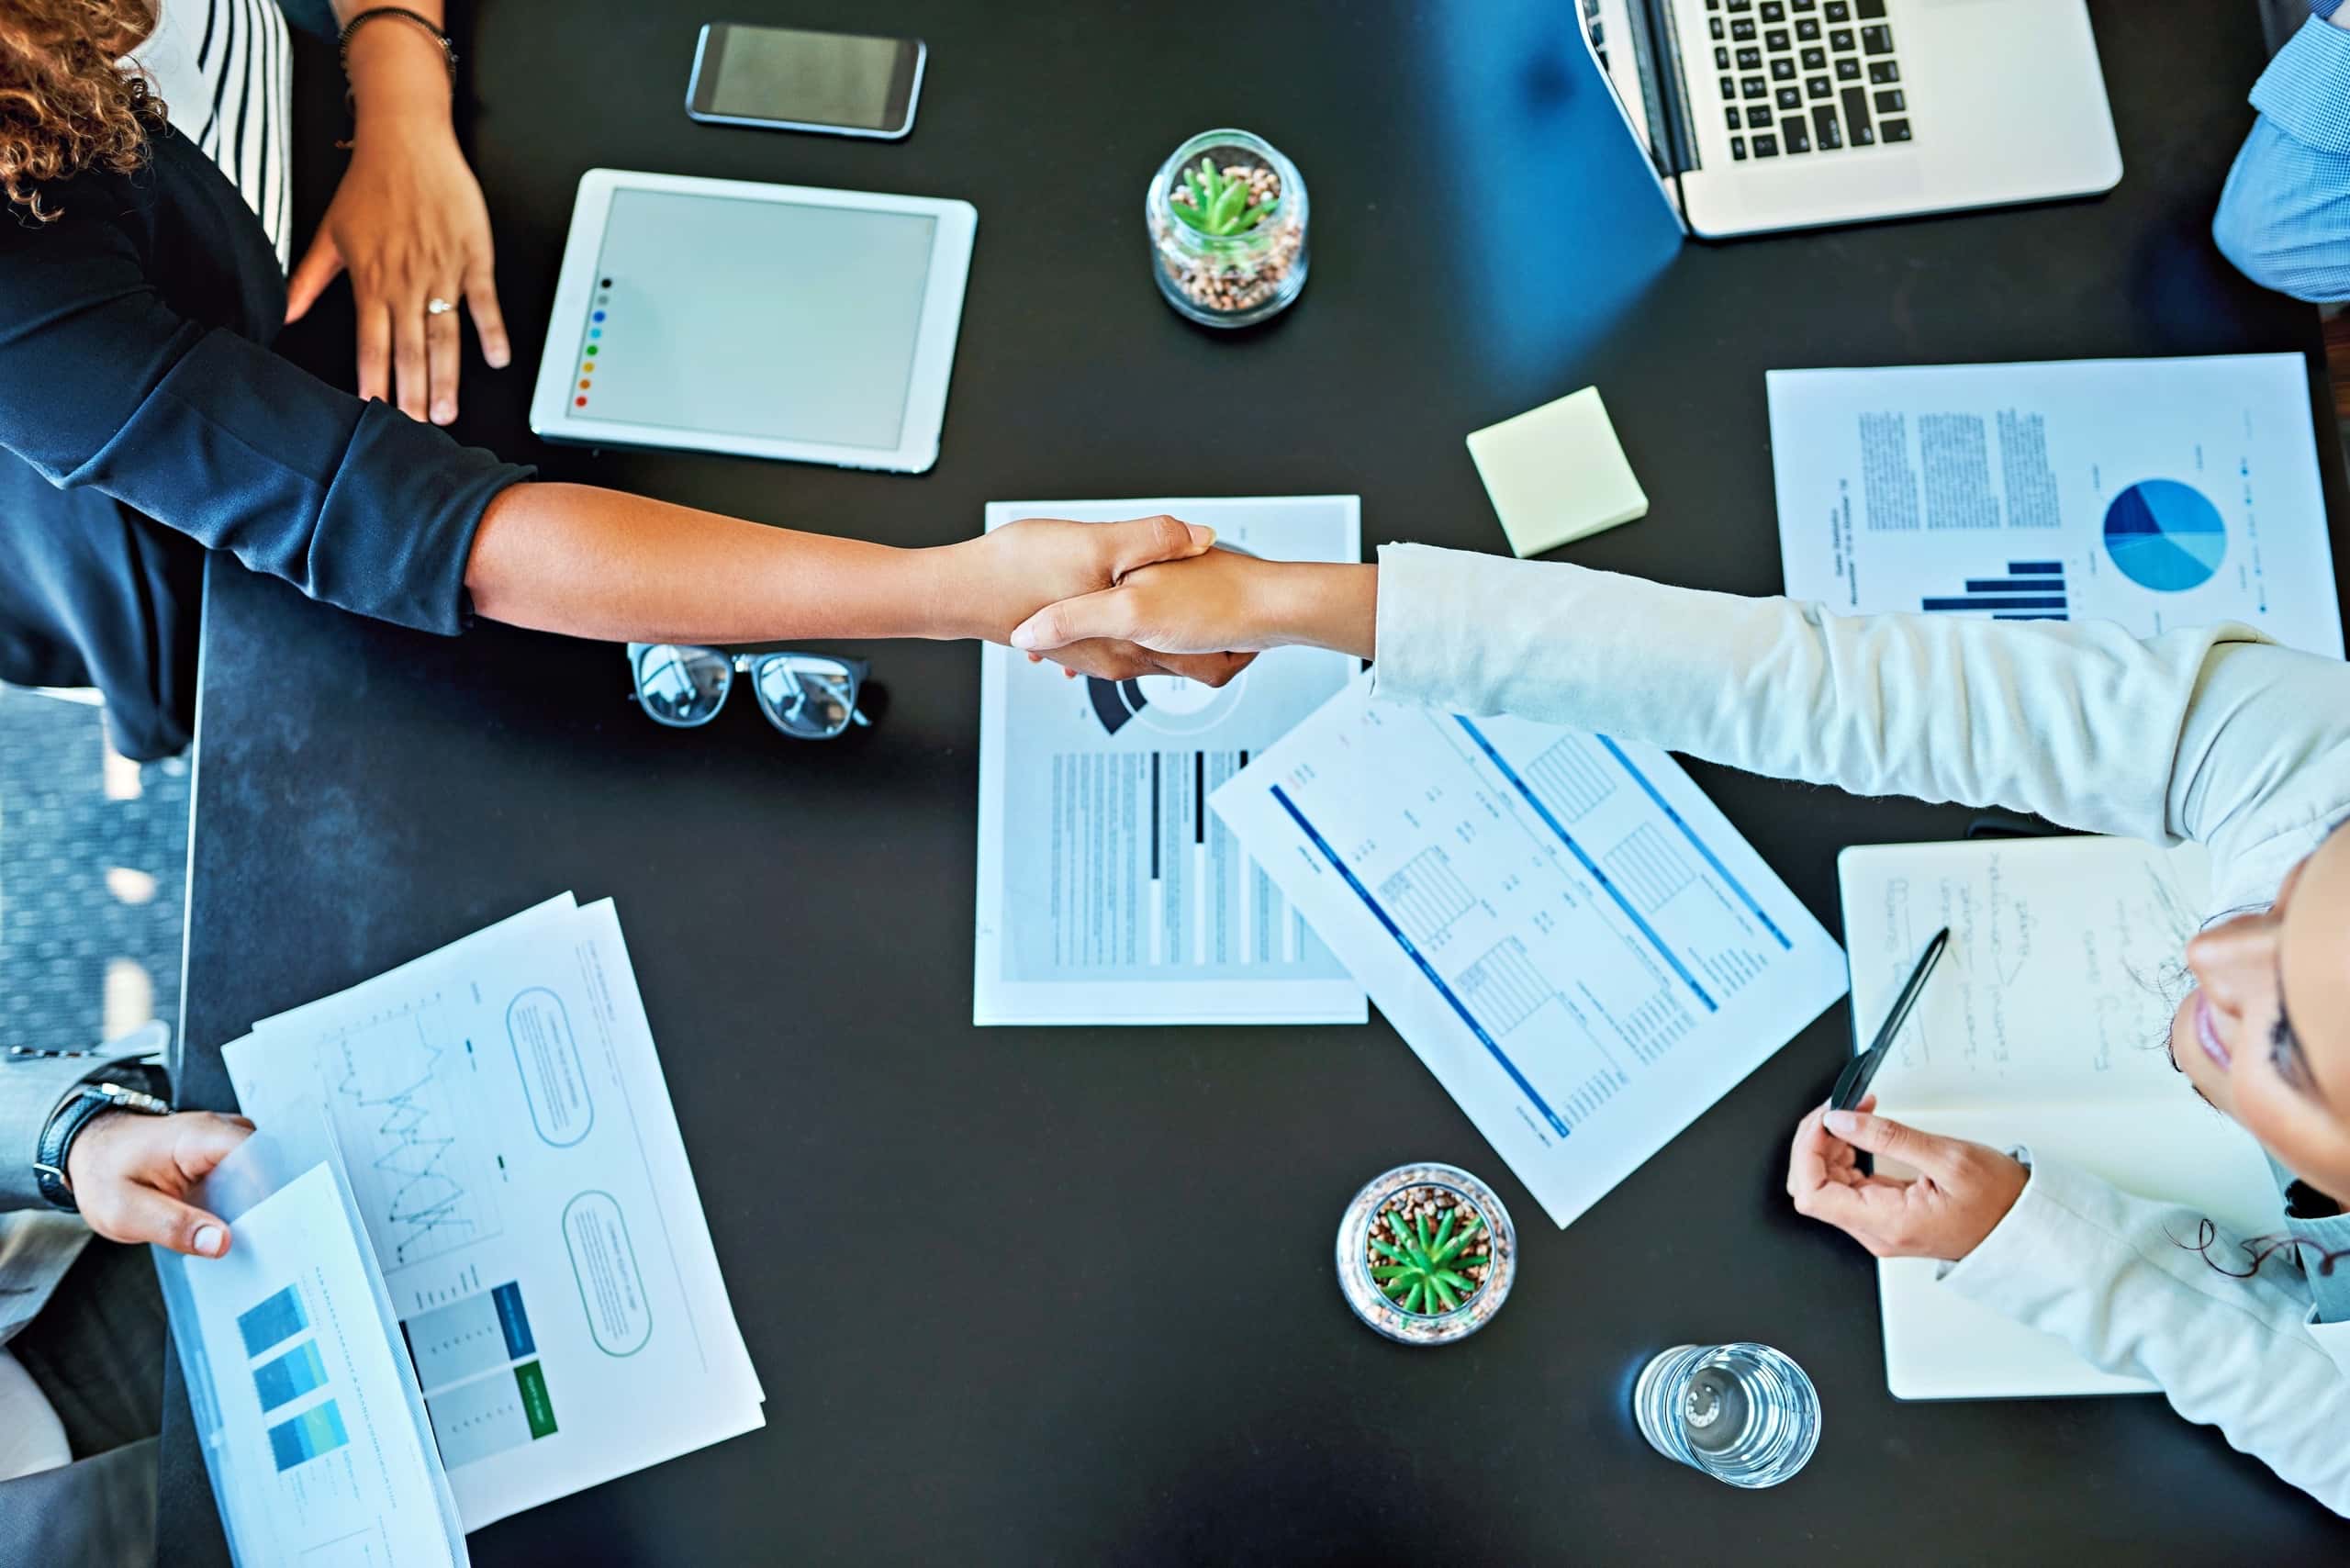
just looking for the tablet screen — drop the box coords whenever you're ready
[564,189,936,450]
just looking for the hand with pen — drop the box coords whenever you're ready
[1785,928,2026,1261]
[1785,1097,2029,1261]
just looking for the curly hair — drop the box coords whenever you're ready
[0,0,164,223]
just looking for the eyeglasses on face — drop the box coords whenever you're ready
[626,644,872,740]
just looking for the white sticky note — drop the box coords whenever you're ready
[1465,386,1649,557]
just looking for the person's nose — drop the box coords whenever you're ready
[2185,910,2277,1023]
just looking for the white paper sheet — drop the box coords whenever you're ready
[973,497,1368,1025]
[226,897,762,1528]
[1839,837,2281,1399]
[1769,354,2344,656]
[153,1115,466,1568]
[1211,673,1849,1226]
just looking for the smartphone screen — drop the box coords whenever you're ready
[690,24,921,135]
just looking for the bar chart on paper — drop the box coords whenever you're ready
[1768,355,2344,656]
[975,495,1367,1024]
[1213,675,1849,1226]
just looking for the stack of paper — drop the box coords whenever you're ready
[155,1107,473,1566]
[219,894,764,1529]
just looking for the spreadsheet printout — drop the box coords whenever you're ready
[1212,674,1849,1226]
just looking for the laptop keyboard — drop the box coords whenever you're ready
[1703,0,1912,162]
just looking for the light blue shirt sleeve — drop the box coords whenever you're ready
[2213,15,2350,303]
[2288,1209,2350,1324]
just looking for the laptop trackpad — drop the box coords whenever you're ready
[1700,152,1929,229]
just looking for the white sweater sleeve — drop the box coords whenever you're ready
[1370,543,2350,871]
[1942,1154,2350,1514]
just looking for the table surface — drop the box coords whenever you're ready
[167,2,2350,1561]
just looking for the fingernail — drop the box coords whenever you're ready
[432,401,455,424]
[1187,525,1216,549]
[1823,1110,1857,1137]
[1009,625,1036,650]
[487,346,511,368]
[193,1225,225,1257]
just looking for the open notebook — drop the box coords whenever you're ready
[1838,835,2282,1400]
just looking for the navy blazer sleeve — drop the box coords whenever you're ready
[0,206,531,634]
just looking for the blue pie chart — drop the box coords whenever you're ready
[2102,479,2226,593]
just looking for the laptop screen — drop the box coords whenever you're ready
[1576,0,1696,185]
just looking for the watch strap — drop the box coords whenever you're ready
[34,1066,173,1212]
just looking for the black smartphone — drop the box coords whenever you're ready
[685,22,924,140]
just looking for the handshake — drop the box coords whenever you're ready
[961,514,1378,682]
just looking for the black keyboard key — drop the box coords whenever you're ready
[1782,117,1810,152]
[1823,0,1849,17]
[1829,28,1854,50]
[1807,75,1831,98]
[1730,136,1747,160]
[1841,84,1874,142]
[1746,105,1772,126]
[1881,118,1909,141]
[1796,18,1822,41]
[1765,28,1790,48]
[1835,57,1862,79]
[1868,61,1899,83]
[1729,0,1752,8]
[1724,106,1741,129]
[1709,16,1725,37]
[1800,45,1826,68]
[1874,88,1904,112]
[1720,74,1738,97]
[1811,105,1843,148]
[1732,17,1756,39]
[1753,133,1779,156]
[1776,85,1802,108]
[1715,46,1730,68]
[1771,58,1796,81]
[1855,0,1885,14]
[1759,0,1785,18]
[1792,0,1816,9]
[1861,24,1892,53]
[1741,75,1767,97]
[1737,46,1761,67]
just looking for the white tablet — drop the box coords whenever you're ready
[530,169,976,473]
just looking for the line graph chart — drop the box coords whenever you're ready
[321,998,504,1271]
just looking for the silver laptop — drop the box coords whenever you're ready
[1579,0,2122,237]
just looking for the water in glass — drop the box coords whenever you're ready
[1633,1343,1820,1488]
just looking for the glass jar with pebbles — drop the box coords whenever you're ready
[1335,1162,1516,1346]
[1146,128,1309,327]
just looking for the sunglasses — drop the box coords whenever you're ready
[627,644,872,739]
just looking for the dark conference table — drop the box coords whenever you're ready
[166,2,2350,1562]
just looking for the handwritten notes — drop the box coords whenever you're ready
[1840,836,2209,1108]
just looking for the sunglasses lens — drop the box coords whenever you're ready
[635,645,730,725]
[755,656,857,738]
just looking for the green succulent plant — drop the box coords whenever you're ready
[1170,156,1281,237]
[1370,1203,1486,1315]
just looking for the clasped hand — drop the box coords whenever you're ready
[970,517,1259,684]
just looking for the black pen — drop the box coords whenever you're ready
[1829,926,1949,1113]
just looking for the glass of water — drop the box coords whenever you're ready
[1633,1343,1821,1488]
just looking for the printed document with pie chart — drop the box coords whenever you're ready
[975,497,1367,1025]
[1766,354,2344,657]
